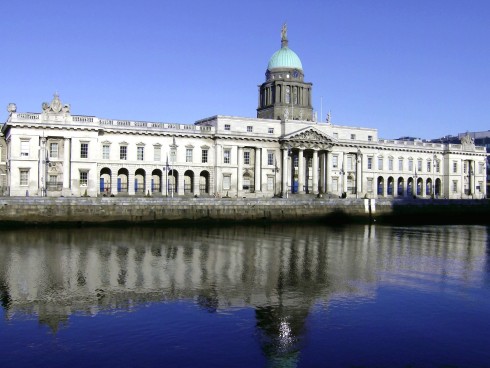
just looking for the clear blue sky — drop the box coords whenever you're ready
[2,0,489,139]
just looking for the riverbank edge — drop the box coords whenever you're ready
[0,197,489,228]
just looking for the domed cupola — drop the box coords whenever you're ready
[267,40,303,72]
[257,24,313,121]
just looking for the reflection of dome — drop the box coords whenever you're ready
[267,47,303,71]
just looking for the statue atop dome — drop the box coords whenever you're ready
[281,23,288,48]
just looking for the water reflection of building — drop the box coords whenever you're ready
[0,225,487,359]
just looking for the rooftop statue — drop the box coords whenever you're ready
[281,23,288,48]
[281,23,287,41]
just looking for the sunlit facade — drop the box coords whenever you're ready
[1,27,487,199]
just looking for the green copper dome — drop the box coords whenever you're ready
[267,46,303,71]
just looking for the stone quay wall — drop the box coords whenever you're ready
[0,197,488,227]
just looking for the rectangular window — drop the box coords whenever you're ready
[222,175,231,190]
[332,155,338,168]
[408,159,413,172]
[398,159,403,171]
[154,146,161,162]
[464,162,467,174]
[388,158,393,171]
[268,151,274,166]
[20,140,29,157]
[224,124,231,131]
[417,159,422,172]
[186,148,193,163]
[202,149,208,163]
[20,169,29,186]
[427,161,431,172]
[452,180,458,193]
[268,128,274,134]
[49,175,57,184]
[247,126,253,132]
[350,134,356,140]
[120,146,127,160]
[367,157,373,170]
[80,171,88,186]
[368,135,373,142]
[49,143,59,159]
[223,149,231,164]
[102,145,110,160]
[244,151,250,165]
[332,178,338,192]
[170,149,176,163]
[137,146,144,161]
[453,161,458,173]
[479,163,484,175]
[378,157,383,170]
[80,143,88,159]
[436,160,440,173]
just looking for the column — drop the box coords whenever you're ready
[318,152,324,193]
[254,147,261,192]
[470,160,475,196]
[326,151,331,194]
[39,137,47,196]
[62,138,71,194]
[282,148,288,195]
[356,153,362,196]
[341,152,346,195]
[312,150,319,194]
[145,171,152,196]
[215,144,222,196]
[237,147,243,195]
[111,169,118,196]
[128,170,135,196]
[298,149,304,193]
[193,171,200,196]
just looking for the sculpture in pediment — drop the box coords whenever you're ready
[290,129,330,143]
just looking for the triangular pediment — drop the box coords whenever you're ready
[283,127,335,143]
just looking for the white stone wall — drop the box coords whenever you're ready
[3,105,486,199]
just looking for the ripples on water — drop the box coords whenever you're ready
[0,224,489,367]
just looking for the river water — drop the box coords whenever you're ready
[0,224,489,367]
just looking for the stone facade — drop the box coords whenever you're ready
[1,27,487,199]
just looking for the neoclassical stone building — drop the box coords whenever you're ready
[2,27,487,199]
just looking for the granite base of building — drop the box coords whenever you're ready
[0,197,488,227]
